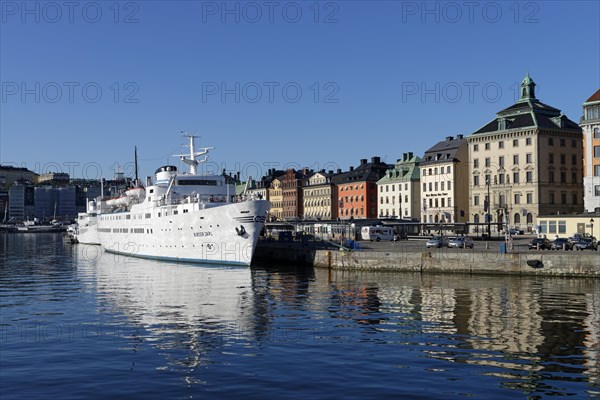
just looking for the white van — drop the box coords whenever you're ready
[361,226,394,241]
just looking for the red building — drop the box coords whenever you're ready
[281,168,311,220]
[333,157,388,219]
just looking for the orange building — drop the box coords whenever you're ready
[334,157,388,220]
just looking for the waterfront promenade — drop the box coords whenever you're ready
[254,236,600,277]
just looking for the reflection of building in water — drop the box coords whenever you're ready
[420,288,457,334]
[467,286,543,370]
[469,287,543,353]
[583,292,600,386]
[78,247,260,368]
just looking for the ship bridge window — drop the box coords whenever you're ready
[177,179,218,186]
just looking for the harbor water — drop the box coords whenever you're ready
[1,233,599,399]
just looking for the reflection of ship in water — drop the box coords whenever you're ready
[78,246,265,368]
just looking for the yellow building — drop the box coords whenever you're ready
[537,212,599,239]
[468,75,583,233]
[267,177,283,221]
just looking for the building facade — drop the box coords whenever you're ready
[267,177,283,221]
[420,136,469,224]
[302,170,338,220]
[537,212,599,239]
[8,184,35,221]
[377,152,421,220]
[34,186,77,220]
[0,165,38,189]
[334,157,388,220]
[468,75,584,233]
[282,169,311,221]
[581,89,600,212]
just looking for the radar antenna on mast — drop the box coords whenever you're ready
[173,131,214,175]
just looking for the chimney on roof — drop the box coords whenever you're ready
[329,170,333,174]
[371,156,381,164]
[446,136,453,141]
[360,159,367,165]
[456,134,463,140]
[337,169,341,174]
[349,166,354,171]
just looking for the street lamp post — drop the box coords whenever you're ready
[591,218,595,238]
[486,177,491,238]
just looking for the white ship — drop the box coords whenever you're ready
[75,134,270,266]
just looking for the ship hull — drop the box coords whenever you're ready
[95,200,270,266]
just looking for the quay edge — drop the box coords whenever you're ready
[253,243,600,278]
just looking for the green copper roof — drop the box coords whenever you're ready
[377,154,421,184]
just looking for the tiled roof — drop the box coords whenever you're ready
[584,89,600,103]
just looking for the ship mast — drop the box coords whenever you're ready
[173,132,214,175]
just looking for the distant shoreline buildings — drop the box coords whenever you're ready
[2,75,599,235]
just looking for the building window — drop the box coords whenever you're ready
[474,175,480,186]
[526,193,533,204]
[441,182,445,191]
[560,154,566,164]
[428,182,432,191]
[549,170,555,183]
[526,153,532,164]
[474,195,479,206]
[423,183,426,192]
[513,154,519,165]
[549,153,554,164]
[572,192,577,205]
[560,171,566,184]
[499,156,504,167]
[474,144,479,152]
[513,139,519,147]
[448,198,452,207]
[549,137,554,146]
[595,185,600,196]
[560,138,565,147]
[594,146,600,158]
[485,143,490,150]
[499,141,504,149]
[499,174,505,184]
[572,171,577,184]
[561,192,567,204]
[474,159,479,168]
[526,171,533,183]
[594,128,600,139]
[571,154,577,165]
[559,221,566,234]
[549,192,555,204]
[513,172,520,184]
[514,193,520,204]
[526,137,532,145]
[595,165,600,177]
[571,139,577,148]
[447,181,452,190]
[485,157,491,167]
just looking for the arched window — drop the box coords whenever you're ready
[514,213,520,224]
[526,213,533,224]
[474,214,480,224]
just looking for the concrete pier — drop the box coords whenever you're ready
[253,241,600,277]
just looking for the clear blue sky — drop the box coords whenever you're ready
[1,0,599,181]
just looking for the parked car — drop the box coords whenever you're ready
[448,236,474,249]
[426,236,449,248]
[507,228,525,236]
[550,238,573,250]
[574,238,598,251]
[528,238,551,250]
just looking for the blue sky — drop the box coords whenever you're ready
[1,0,599,181]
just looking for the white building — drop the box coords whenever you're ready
[420,135,469,224]
[376,152,421,220]
[581,89,600,212]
